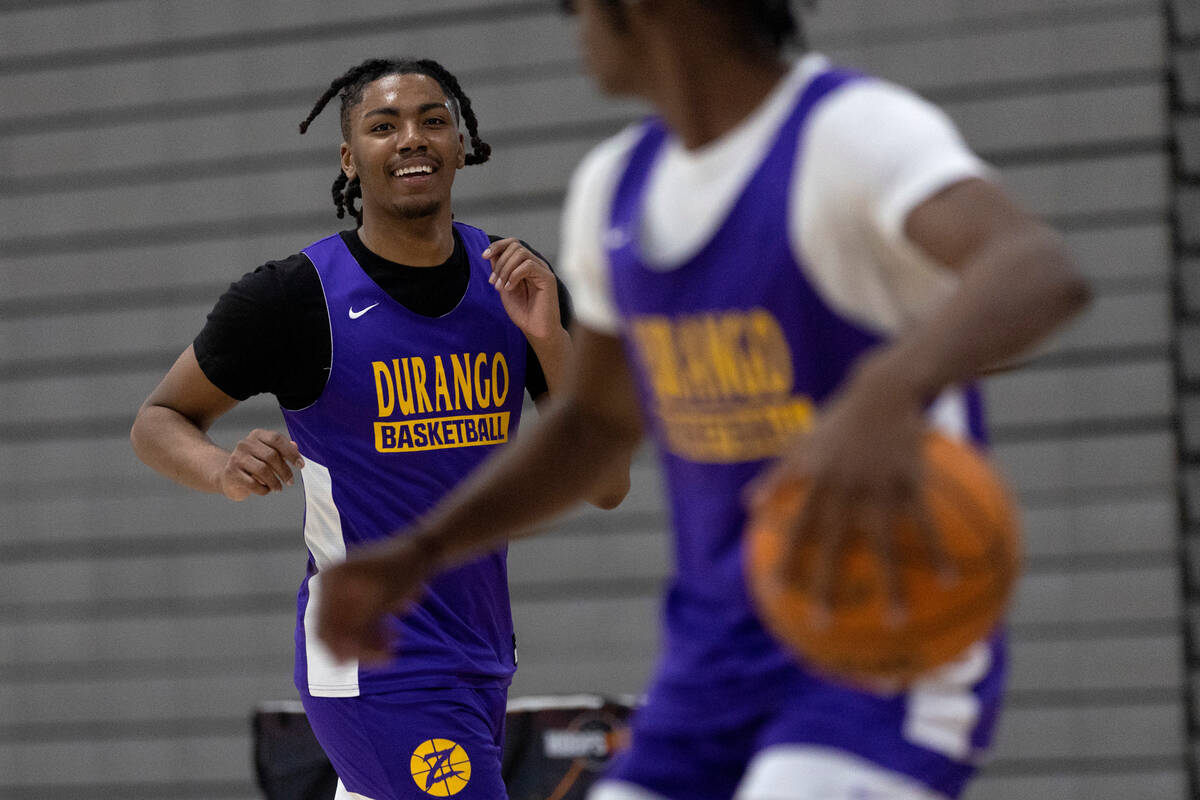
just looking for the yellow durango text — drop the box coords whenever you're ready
[373,352,509,418]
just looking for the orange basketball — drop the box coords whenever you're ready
[744,431,1021,686]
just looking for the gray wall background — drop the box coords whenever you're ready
[0,0,1191,798]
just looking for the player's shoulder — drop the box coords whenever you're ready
[806,68,960,147]
[567,122,649,198]
[224,249,320,309]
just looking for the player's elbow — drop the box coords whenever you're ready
[588,474,631,510]
[1036,227,1093,319]
[129,405,153,462]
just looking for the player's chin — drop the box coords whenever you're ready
[391,197,444,221]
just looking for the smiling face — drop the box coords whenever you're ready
[339,72,466,223]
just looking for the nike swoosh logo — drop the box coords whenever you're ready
[348,302,380,320]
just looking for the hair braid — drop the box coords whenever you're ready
[411,59,492,166]
[299,57,489,223]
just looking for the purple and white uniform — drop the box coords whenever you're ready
[559,57,1004,800]
[283,221,526,799]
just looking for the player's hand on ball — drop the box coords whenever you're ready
[483,238,561,341]
[317,536,437,665]
[746,352,945,622]
[219,429,304,501]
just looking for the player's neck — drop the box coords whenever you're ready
[357,209,456,267]
[648,49,788,151]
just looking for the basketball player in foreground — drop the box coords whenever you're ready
[318,2,1090,797]
[132,57,628,799]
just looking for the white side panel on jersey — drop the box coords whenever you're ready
[735,745,950,800]
[903,640,991,761]
[301,458,348,571]
[335,779,376,800]
[588,780,673,800]
[299,458,360,697]
[926,389,969,441]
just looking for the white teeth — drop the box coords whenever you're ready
[392,165,434,177]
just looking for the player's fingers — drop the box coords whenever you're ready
[233,449,286,493]
[807,490,851,624]
[498,260,544,291]
[778,484,819,583]
[481,237,518,261]
[227,467,272,497]
[250,430,306,474]
[482,238,520,283]
[490,252,521,287]
[744,448,810,513]
[493,250,536,289]
[913,494,956,585]
[865,501,905,627]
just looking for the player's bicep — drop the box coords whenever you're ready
[904,177,1040,274]
[140,345,240,432]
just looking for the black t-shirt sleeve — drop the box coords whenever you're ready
[487,235,574,402]
[192,254,330,409]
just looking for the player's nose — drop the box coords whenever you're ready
[396,122,429,153]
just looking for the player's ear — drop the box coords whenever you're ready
[340,142,356,179]
[456,133,466,169]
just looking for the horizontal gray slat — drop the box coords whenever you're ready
[1009,565,1182,626]
[1003,152,1167,219]
[0,673,293,726]
[0,14,578,122]
[1007,634,1183,693]
[0,734,252,785]
[993,431,1175,496]
[983,358,1173,428]
[0,610,295,667]
[827,12,1164,93]
[0,0,536,61]
[1034,289,1170,360]
[992,701,1185,760]
[1061,222,1169,288]
[947,81,1165,157]
[1021,492,1178,559]
[808,0,1157,36]
[966,769,1187,800]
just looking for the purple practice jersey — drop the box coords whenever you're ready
[283,222,527,697]
[603,69,1000,797]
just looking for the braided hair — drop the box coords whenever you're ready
[298,57,491,224]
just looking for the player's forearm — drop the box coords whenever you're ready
[529,328,632,509]
[526,327,573,395]
[869,224,1090,403]
[130,404,229,494]
[404,398,639,570]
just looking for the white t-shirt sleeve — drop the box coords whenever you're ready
[794,79,994,333]
[556,127,642,336]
